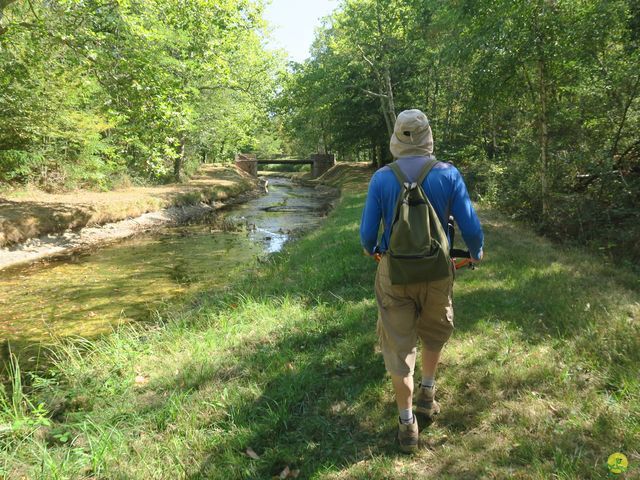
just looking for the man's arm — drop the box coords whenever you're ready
[360,174,383,255]
[449,169,484,260]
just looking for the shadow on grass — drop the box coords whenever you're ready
[192,306,400,478]
[454,270,595,341]
[0,199,95,246]
[137,295,411,478]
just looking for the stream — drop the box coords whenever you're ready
[0,177,333,358]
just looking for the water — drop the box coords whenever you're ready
[0,177,331,354]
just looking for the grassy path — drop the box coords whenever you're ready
[1,167,638,479]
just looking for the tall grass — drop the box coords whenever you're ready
[0,352,53,478]
[0,352,50,432]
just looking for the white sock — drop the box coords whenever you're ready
[421,376,435,389]
[399,408,413,424]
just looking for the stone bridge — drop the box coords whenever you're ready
[235,154,335,179]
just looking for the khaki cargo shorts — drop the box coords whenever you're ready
[375,254,454,377]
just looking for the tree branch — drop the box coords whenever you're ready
[361,88,388,98]
[26,0,39,21]
[356,44,375,69]
[610,72,640,161]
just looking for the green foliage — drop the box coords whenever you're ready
[0,150,45,183]
[278,0,640,261]
[0,0,283,189]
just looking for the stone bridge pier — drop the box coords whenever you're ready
[310,154,336,178]
[235,153,258,177]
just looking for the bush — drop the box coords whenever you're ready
[0,150,46,183]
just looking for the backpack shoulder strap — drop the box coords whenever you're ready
[417,156,438,185]
[388,162,408,186]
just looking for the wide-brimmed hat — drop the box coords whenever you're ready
[390,109,433,158]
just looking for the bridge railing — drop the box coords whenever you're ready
[256,159,313,165]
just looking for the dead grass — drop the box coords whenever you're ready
[0,165,257,247]
[311,162,374,188]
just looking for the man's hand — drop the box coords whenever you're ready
[363,248,382,263]
[471,250,484,263]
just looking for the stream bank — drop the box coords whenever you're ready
[0,164,258,247]
[0,165,261,271]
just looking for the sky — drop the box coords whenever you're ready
[263,0,340,63]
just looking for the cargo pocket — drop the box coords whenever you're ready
[427,276,454,326]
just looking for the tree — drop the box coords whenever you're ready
[0,0,282,186]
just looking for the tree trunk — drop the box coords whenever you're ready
[538,57,550,219]
[380,138,392,166]
[610,73,640,161]
[380,97,393,138]
[432,72,440,134]
[174,136,186,181]
[383,66,396,127]
[488,108,498,160]
[220,140,227,162]
[445,91,453,146]
[373,1,396,135]
[318,119,328,154]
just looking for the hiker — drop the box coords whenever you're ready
[360,109,484,453]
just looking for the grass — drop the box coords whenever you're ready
[1,164,638,479]
[0,165,256,248]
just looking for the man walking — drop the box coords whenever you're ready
[360,109,484,453]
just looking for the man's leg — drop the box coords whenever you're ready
[391,373,413,412]
[391,372,419,453]
[374,256,419,452]
[415,346,443,418]
[415,272,454,419]
[390,349,440,414]
[421,347,441,385]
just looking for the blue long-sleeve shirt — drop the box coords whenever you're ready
[360,156,484,259]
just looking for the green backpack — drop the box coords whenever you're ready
[387,158,451,285]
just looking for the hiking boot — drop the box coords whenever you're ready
[415,385,441,419]
[397,416,419,453]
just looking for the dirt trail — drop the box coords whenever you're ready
[0,165,260,270]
